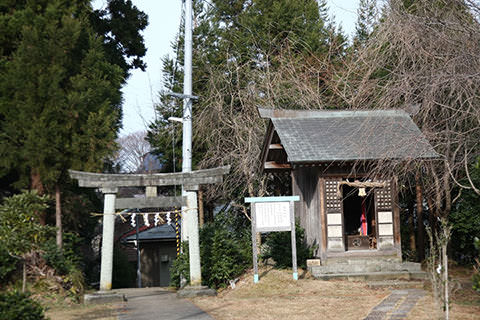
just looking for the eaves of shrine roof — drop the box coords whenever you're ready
[260,108,439,164]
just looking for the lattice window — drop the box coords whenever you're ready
[325,179,342,212]
[376,181,392,210]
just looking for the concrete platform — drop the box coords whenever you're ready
[84,291,127,305]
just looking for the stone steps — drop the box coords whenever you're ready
[310,258,426,281]
[312,270,427,281]
[311,261,421,274]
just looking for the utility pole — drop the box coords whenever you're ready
[181,0,202,287]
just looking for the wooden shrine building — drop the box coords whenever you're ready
[259,108,437,268]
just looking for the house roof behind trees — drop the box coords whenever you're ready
[260,108,438,168]
[122,223,176,242]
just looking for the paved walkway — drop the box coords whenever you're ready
[115,288,214,320]
[364,289,426,320]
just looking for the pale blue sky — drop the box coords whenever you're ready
[94,1,366,136]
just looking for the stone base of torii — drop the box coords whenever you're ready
[69,166,229,301]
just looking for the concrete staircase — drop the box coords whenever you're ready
[310,257,426,281]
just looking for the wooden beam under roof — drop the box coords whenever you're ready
[264,161,291,170]
[269,143,284,150]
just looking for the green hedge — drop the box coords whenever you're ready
[261,223,315,269]
[170,209,252,288]
[0,291,46,320]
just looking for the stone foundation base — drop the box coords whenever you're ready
[84,291,127,305]
[177,286,216,298]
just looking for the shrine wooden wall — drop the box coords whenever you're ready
[291,164,402,261]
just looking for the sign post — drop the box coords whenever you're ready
[245,196,300,283]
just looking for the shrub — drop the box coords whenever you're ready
[170,209,252,289]
[169,242,190,288]
[262,223,315,269]
[0,191,51,258]
[0,245,17,283]
[473,237,480,293]
[200,212,251,288]
[40,233,85,297]
[0,291,46,320]
[41,233,82,276]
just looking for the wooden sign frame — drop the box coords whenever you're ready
[245,196,300,283]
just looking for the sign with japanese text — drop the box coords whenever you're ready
[254,201,291,232]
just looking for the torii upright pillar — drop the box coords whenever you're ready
[99,187,117,292]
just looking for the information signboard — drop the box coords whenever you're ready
[245,196,300,283]
[255,201,291,232]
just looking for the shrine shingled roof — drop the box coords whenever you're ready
[260,109,438,163]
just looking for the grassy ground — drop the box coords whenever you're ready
[192,266,480,320]
[46,303,119,320]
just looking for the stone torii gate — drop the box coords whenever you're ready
[69,166,230,292]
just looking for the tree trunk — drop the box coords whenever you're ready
[55,184,63,249]
[443,241,449,320]
[427,197,436,233]
[30,169,46,225]
[416,172,425,261]
[22,260,26,293]
[407,198,416,255]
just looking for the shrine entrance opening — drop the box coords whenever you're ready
[343,185,376,251]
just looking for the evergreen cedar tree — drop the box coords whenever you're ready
[0,0,147,238]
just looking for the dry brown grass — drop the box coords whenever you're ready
[46,302,120,320]
[192,267,389,320]
[192,266,480,320]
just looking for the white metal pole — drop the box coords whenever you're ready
[181,0,202,287]
[182,0,193,172]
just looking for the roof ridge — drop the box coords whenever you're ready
[258,108,409,119]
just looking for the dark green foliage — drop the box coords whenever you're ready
[262,223,314,269]
[239,0,330,55]
[90,0,148,78]
[112,244,135,289]
[0,291,46,320]
[450,163,480,264]
[41,233,82,276]
[0,191,52,257]
[0,244,17,283]
[170,210,251,288]
[473,273,480,292]
[0,0,125,193]
[354,0,378,45]
[200,210,251,288]
[169,242,190,288]
[473,237,480,292]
